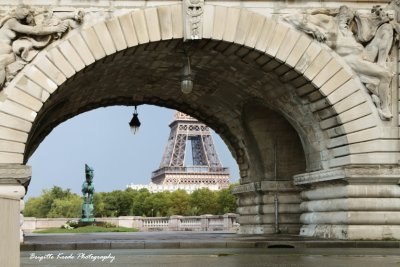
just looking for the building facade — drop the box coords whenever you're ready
[127,182,220,193]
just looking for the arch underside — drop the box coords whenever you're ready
[25,39,314,179]
[0,4,395,184]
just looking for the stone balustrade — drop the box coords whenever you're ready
[22,214,239,233]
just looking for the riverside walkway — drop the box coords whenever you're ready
[21,232,400,267]
[22,231,400,251]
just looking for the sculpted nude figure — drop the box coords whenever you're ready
[286,5,396,120]
[0,5,68,88]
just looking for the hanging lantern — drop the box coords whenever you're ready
[181,55,193,94]
[129,106,141,134]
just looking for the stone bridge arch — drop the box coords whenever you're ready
[1,3,400,265]
[2,4,392,173]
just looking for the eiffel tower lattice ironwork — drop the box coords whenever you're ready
[151,112,230,189]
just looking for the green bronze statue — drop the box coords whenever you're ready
[80,164,95,222]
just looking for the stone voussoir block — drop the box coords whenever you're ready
[294,41,322,74]
[67,33,96,66]
[255,18,276,52]
[312,58,342,88]
[285,34,312,68]
[0,140,24,154]
[244,12,265,49]
[33,56,66,86]
[0,99,36,122]
[0,126,28,143]
[202,4,215,39]
[0,152,23,164]
[2,86,42,112]
[222,7,240,42]
[212,5,228,40]
[266,22,289,58]
[80,27,106,60]
[93,21,117,55]
[327,127,380,148]
[14,75,46,101]
[58,40,87,71]
[105,17,128,51]
[275,28,301,63]
[332,139,397,157]
[45,47,76,78]
[170,4,183,38]
[144,7,161,42]
[23,65,57,94]
[157,5,173,40]
[132,9,150,44]
[303,49,332,82]
[0,112,31,132]
[118,12,139,47]
[319,68,352,97]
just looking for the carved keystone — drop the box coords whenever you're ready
[183,0,204,40]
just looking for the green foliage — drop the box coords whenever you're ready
[93,192,106,217]
[143,191,172,217]
[102,190,133,217]
[24,186,81,218]
[168,190,191,216]
[216,189,237,214]
[132,188,151,216]
[23,197,44,217]
[24,185,238,218]
[190,188,218,215]
[47,194,81,218]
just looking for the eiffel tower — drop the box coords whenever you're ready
[151,112,230,189]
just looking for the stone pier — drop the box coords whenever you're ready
[294,167,400,240]
[233,181,302,234]
[0,165,31,267]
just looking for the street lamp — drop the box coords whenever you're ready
[129,105,141,134]
[181,56,193,94]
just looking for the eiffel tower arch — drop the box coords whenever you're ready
[151,112,230,189]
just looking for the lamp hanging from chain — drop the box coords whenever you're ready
[129,106,141,134]
[181,55,193,94]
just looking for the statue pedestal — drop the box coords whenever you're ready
[80,203,94,223]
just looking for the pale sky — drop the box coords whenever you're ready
[26,105,240,199]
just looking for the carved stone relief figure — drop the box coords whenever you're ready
[0,5,84,89]
[285,5,398,120]
[183,0,204,40]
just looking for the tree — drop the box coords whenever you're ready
[23,197,44,217]
[23,185,239,218]
[93,192,106,217]
[143,191,172,217]
[216,189,237,214]
[47,195,82,218]
[102,190,134,217]
[190,188,218,215]
[131,188,151,216]
[168,190,191,216]
[23,186,81,218]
